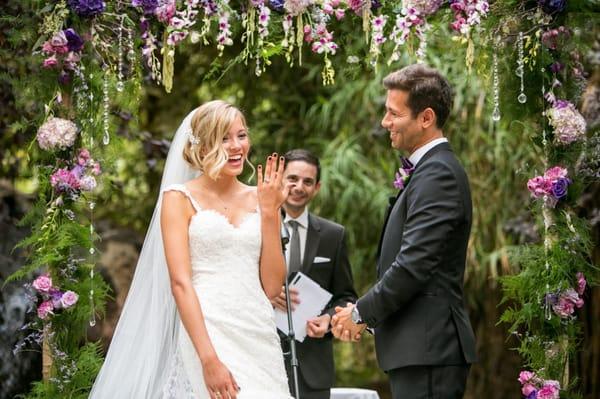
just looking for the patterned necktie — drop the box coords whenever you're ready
[288,220,302,274]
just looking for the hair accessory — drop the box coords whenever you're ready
[188,130,200,146]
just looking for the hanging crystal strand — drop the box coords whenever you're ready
[516,31,527,103]
[127,26,136,64]
[415,23,429,64]
[116,17,125,92]
[89,200,97,327]
[492,51,501,122]
[102,71,110,145]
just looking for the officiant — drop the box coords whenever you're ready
[270,149,357,399]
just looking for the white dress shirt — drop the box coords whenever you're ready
[408,137,448,167]
[283,207,309,266]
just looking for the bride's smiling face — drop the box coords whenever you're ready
[219,115,250,177]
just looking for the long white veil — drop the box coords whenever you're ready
[89,109,199,398]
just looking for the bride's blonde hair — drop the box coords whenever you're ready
[183,100,253,179]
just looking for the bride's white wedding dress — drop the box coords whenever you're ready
[162,184,292,399]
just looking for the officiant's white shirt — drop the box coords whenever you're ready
[408,137,448,166]
[284,207,309,265]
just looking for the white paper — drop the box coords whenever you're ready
[275,272,333,342]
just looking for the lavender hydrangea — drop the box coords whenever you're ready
[37,117,78,151]
[132,0,159,14]
[284,0,312,16]
[538,0,567,14]
[67,0,106,17]
[548,100,587,145]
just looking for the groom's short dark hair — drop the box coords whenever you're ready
[283,149,321,182]
[383,64,453,128]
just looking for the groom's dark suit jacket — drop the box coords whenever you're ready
[283,213,357,390]
[356,142,477,371]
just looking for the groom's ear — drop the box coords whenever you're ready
[420,107,436,129]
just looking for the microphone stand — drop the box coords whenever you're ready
[280,217,300,399]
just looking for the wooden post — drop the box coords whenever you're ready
[42,329,52,381]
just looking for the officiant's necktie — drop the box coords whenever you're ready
[288,220,302,274]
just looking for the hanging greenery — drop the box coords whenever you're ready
[4,1,598,398]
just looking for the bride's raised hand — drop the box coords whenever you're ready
[257,153,289,214]
[202,356,240,399]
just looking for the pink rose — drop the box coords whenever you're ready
[60,290,79,308]
[43,55,58,69]
[537,383,560,399]
[518,370,536,384]
[37,300,54,320]
[522,383,537,396]
[32,274,53,293]
[543,166,568,182]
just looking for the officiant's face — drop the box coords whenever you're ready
[283,161,321,212]
[381,89,423,153]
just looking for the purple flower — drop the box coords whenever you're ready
[549,62,564,73]
[576,272,586,295]
[37,300,54,320]
[68,0,106,17]
[80,175,97,191]
[64,28,84,52]
[61,291,79,308]
[132,0,159,14]
[32,274,53,293]
[550,177,570,199]
[50,288,64,309]
[538,0,567,14]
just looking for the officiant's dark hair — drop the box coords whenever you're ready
[283,149,321,182]
[383,64,453,128]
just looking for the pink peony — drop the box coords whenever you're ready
[537,383,560,399]
[60,290,79,308]
[522,383,537,396]
[50,168,81,193]
[518,370,536,384]
[37,300,54,320]
[543,166,568,181]
[32,274,53,293]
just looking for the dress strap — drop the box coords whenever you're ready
[163,183,202,213]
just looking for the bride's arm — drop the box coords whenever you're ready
[257,155,289,300]
[161,191,239,398]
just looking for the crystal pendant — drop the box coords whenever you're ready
[515,66,523,77]
[518,93,527,103]
[127,49,136,62]
[492,108,501,122]
[89,247,95,255]
[103,131,110,145]
[116,81,125,92]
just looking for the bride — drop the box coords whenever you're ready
[89,100,293,399]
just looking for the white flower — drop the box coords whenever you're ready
[37,117,78,151]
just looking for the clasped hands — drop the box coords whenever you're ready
[271,287,365,342]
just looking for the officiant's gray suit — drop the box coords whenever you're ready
[356,142,477,398]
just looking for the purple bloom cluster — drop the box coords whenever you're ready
[31,274,79,320]
[541,26,570,50]
[41,29,84,78]
[449,0,489,35]
[50,148,101,199]
[538,0,567,14]
[547,99,587,145]
[527,166,571,208]
[132,0,160,14]
[67,0,106,17]
[545,273,587,319]
[518,371,560,399]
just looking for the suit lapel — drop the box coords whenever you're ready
[302,213,320,275]
[375,143,452,270]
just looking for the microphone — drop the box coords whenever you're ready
[280,208,290,246]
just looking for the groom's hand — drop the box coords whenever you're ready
[332,303,365,342]
[270,286,300,311]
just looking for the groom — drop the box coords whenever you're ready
[332,64,477,398]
